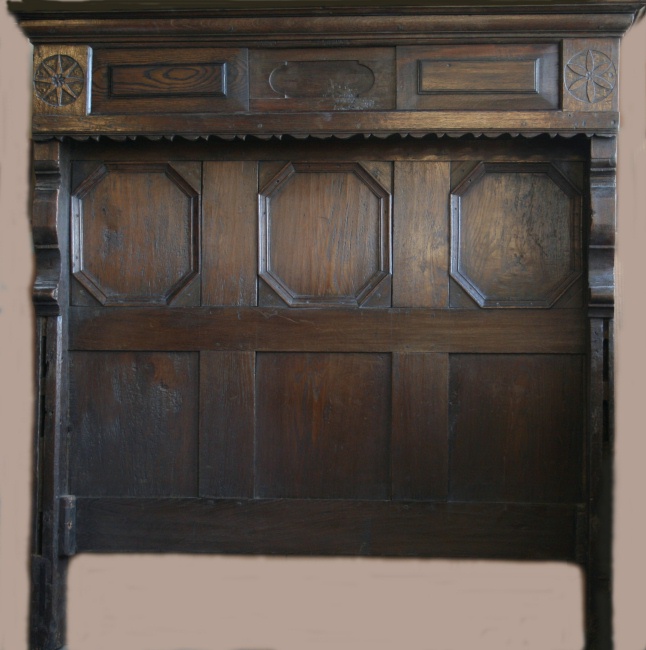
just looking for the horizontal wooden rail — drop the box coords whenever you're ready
[71,497,581,560]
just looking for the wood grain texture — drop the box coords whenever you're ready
[69,307,587,353]
[563,38,620,113]
[30,109,621,139]
[71,162,201,306]
[259,162,391,307]
[398,44,559,111]
[92,47,249,114]
[392,353,449,500]
[199,352,255,498]
[110,62,226,98]
[393,161,450,307]
[255,353,391,499]
[202,161,258,306]
[73,497,579,561]
[250,47,395,112]
[450,162,582,308]
[33,45,89,116]
[69,352,199,497]
[449,354,585,503]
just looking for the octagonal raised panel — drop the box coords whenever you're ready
[72,163,200,306]
[450,163,581,308]
[259,162,391,307]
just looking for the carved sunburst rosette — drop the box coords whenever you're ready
[565,49,616,104]
[34,54,85,107]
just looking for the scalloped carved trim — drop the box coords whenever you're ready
[35,130,607,144]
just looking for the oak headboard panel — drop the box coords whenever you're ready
[8,1,645,648]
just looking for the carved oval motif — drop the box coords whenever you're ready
[34,54,84,107]
[565,49,616,103]
[269,60,375,99]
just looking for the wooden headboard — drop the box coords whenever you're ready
[8,1,645,648]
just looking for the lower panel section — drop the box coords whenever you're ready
[74,498,578,561]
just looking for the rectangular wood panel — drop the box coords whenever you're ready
[393,161,450,307]
[91,48,249,114]
[202,161,258,306]
[392,353,449,500]
[199,352,255,498]
[69,352,199,497]
[255,353,391,499]
[449,354,585,503]
[397,44,559,111]
[110,63,226,97]
[250,48,396,112]
[73,497,579,561]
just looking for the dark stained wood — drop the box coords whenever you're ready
[69,307,587,353]
[398,44,559,111]
[449,354,585,503]
[393,161,450,307]
[92,48,249,114]
[563,38,620,113]
[450,163,582,308]
[69,352,199,497]
[9,3,642,648]
[30,110,622,140]
[73,497,579,561]
[202,161,258,306]
[71,162,201,306]
[30,141,71,650]
[392,353,449,500]
[255,353,391,499]
[589,136,617,308]
[250,48,395,112]
[258,162,391,307]
[199,352,255,498]
[68,135,589,164]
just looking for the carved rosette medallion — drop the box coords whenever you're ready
[564,49,616,103]
[34,54,85,107]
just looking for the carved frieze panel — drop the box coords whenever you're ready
[259,162,391,307]
[92,48,249,114]
[563,38,619,112]
[33,45,90,116]
[397,44,559,111]
[450,163,582,308]
[250,48,395,112]
[72,163,200,306]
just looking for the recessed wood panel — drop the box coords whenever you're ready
[450,163,581,308]
[202,161,258,306]
[392,353,449,500]
[110,62,226,98]
[449,354,584,503]
[397,44,559,111]
[72,162,200,306]
[69,352,199,497]
[250,48,395,112]
[92,47,249,114]
[259,162,391,307]
[255,353,391,499]
[199,352,255,498]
